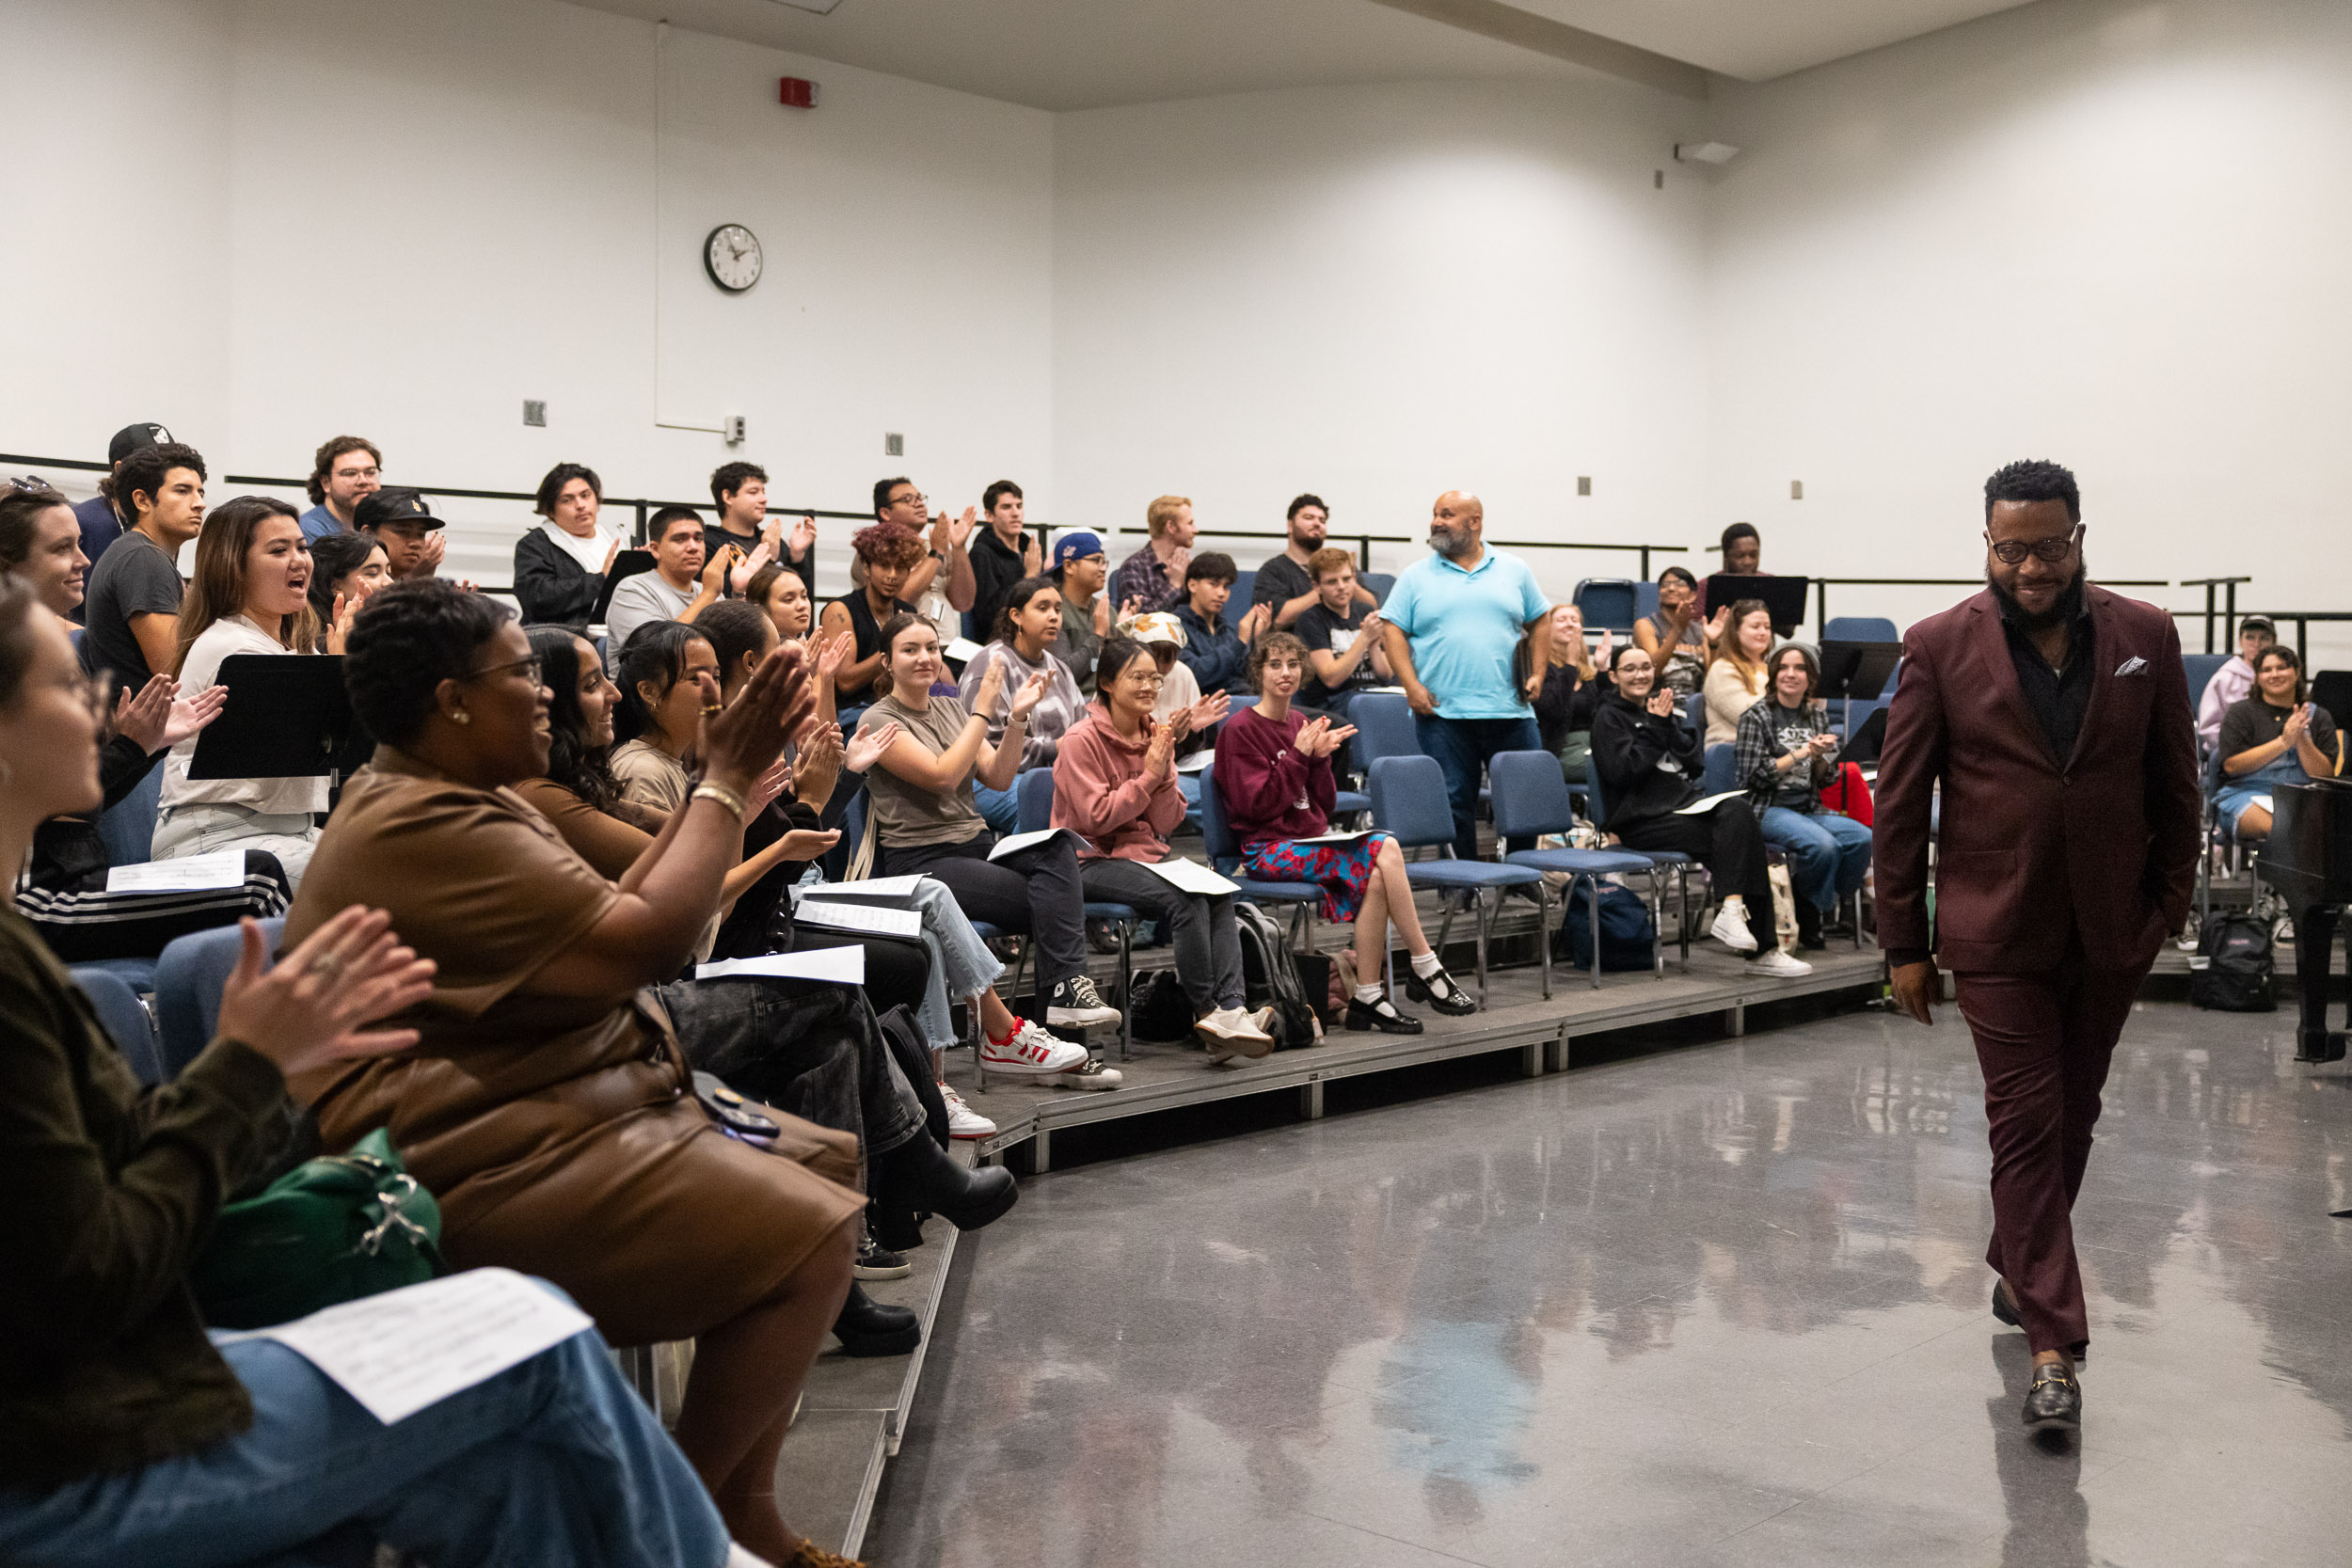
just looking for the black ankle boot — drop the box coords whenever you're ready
[1796,902,1826,951]
[871,1206,928,1253]
[834,1283,921,1357]
[869,1133,1019,1232]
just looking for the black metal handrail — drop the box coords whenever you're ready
[1039,523,1687,578]
[1808,575,2172,633]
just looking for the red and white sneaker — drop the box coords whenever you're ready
[979,1018,1089,1078]
[938,1082,995,1139]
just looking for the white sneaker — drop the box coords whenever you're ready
[979,1018,1090,1077]
[1751,948,1813,977]
[939,1082,995,1139]
[727,1544,779,1568]
[1201,1006,1275,1063]
[1057,1055,1124,1091]
[1709,904,1760,954]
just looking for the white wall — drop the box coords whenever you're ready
[2,0,1054,590]
[1706,0,2352,658]
[1051,78,1714,600]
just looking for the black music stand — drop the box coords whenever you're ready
[1705,574,1810,638]
[592,550,658,623]
[2311,670,2352,736]
[188,655,374,784]
[1818,639,1903,753]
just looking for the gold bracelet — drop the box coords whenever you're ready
[691,782,748,821]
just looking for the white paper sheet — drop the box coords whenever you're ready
[1141,858,1239,895]
[106,847,249,894]
[795,899,923,939]
[944,638,985,662]
[1173,752,1215,774]
[694,945,866,985]
[810,875,925,901]
[1672,789,1750,816]
[246,1268,595,1426]
[1284,831,1374,847]
[986,827,1080,862]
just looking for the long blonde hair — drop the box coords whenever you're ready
[1708,597,1772,695]
[172,496,319,674]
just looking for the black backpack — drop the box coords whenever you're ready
[2190,913,2276,1012]
[1233,904,1321,1050]
[1127,971,1198,1041]
[1555,883,1657,971]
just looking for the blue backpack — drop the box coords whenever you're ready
[1556,883,1657,972]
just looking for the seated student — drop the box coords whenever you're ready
[354,486,452,584]
[1172,551,1268,697]
[705,461,798,603]
[1055,634,1275,1059]
[79,439,206,693]
[855,611,1126,1060]
[2217,644,2343,839]
[1120,610,1222,737]
[958,576,1086,832]
[1737,644,1870,951]
[1048,530,1112,695]
[2,483,282,960]
[748,558,815,650]
[0,581,777,1568]
[1702,597,1773,745]
[1295,546,1391,718]
[1110,493,1196,617]
[1215,632,1474,1033]
[609,620,718,816]
[512,462,618,624]
[606,505,727,658]
[298,434,382,543]
[1592,642,1811,976]
[1527,601,1608,784]
[287,579,867,1563]
[2197,614,2277,754]
[151,497,332,884]
[818,521,925,705]
[305,528,389,651]
[1634,564,1718,700]
[1695,520,1765,617]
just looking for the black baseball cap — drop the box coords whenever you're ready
[354,487,444,532]
[107,422,172,465]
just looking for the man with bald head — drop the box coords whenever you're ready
[1381,491,1553,861]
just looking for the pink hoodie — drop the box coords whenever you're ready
[1050,705,1188,862]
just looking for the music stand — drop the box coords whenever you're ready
[1817,639,1904,738]
[2311,670,2352,735]
[591,550,658,623]
[1705,574,1810,638]
[188,655,374,784]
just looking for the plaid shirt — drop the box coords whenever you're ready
[1110,545,1181,617]
[1735,697,1833,812]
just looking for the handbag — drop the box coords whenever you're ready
[190,1126,443,1329]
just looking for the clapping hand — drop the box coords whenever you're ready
[702,545,735,596]
[1705,605,1730,645]
[1594,626,1613,666]
[1164,546,1190,588]
[600,539,620,575]
[699,644,815,791]
[1143,718,1176,780]
[974,657,1008,718]
[777,828,840,862]
[812,628,853,690]
[949,507,978,548]
[1008,669,1050,723]
[2282,703,2313,744]
[214,908,437,1078]
[845,719,899,774]
[1184,689,1230,735]
[326,590,364,656]
[1022,534,1042,577]
[1238,602,1272,643]
[1297,719,1355,759]
[1646,688,1677,718]
[110,675,182,753]
[729,539,775,594]
[745,753,793,817]
[787,515,817,562]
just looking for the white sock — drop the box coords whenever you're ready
[1354,983,1385,1004]
[1721,895,1748,918]
[1410,950,1443,979]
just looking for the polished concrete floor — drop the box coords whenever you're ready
[870,998,2352,1567]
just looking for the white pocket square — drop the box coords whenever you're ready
[2114,657,2147,676]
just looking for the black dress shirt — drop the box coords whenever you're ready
[1996,581,2094,765]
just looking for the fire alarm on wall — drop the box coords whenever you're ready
[779,77,818,108]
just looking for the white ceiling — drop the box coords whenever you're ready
[563,0,2048,110]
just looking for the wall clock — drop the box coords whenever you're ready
[704,224,762,293]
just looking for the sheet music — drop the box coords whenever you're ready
[1284,831,1374,847]
[1140,858,1239,895]
[795,900,923,939]
[695,946,866,985]
[810,875,925,901]
[944,638,986,662]
[106,847,248,894]
[1672,789,1749,816]
[987,828,1081,862]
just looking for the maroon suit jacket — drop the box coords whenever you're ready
[1873,584,2201,974]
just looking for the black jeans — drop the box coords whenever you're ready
[1613,799,1774,952]
[1080,858,1246,1016]
[787,927,933,1024]
[657,976,927,1173]
[879,831,1089,993]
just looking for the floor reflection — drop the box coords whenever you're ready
[872,1003,2352,1568]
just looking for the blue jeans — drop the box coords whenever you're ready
[1413,713,1542,862]
[0,1293,726,1568]
[972,780,1019,834]
[1758,805,1872,911]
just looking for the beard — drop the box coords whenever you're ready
[1986,558,2087,633]
[1429,527,1474,561]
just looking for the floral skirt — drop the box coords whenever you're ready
[1241,832,1391,923]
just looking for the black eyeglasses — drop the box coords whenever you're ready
[1987,526,2081,565]
[463,655,545,685]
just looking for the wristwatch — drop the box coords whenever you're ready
[927,548,946,562]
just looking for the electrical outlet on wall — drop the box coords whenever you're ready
[1790,480,1804,499]
[523,400,547,426]
[1577,476,1593,497]
[723,414,746,445]
[885,433,904,456]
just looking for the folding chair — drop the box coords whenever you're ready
[1487,752,1656,988]
[1367,754,1544,1004]
[1197,761,1323,952]
[1584,752,1694,967]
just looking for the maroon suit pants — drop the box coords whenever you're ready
[1953,940,2142,1354]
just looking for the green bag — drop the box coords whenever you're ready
[191,1127,444,1329]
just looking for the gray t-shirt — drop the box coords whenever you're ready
[856,692,986,850]
[604,571,694,666]
[79,530,183,689]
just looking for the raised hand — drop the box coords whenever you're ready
[729,539,775,594]
[327,589,364,656]
[974,656,1009,719]
[214,909,437,1077]
[600,540,620,574]
[1143,718,1176,779]
[787,515,817,562]
[111,675,180,753]
[701,545,733,595]
[1647,688,1677,718]
[699,644,813,791]
[162,683,228,750]
[845,719,899,774]
[949,507,978,548]
[1008,669,1050,723]
[1705,605,1730,644]
[1188,689,1231,732]
[1022,534,1041,577]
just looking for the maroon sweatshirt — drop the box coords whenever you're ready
[1213,705,1336,848]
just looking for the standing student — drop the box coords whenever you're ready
[1379,490,1550,863]
[818,522,926,704]
[78,440,206,693]
[706,461,808,603]
[152,498,331,884]
[297,436,382,543]
[957,576,1086,832]
[1216,633,1471,1032]
[1252,494,1374,629]
[1703,599,1773,744]
[1737,643,1870,950]
[1295,547,1390,718]
[604,505,726,657]
[1056,635,1273,1058]
[1048,530,1112,695]
[1110,494,1196,616]
[966,479,1040,642]
[72,421,171,569]
[513,462,616,625]
[1875,459,2201,1431]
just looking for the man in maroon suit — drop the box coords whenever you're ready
[1874,459,2201,1432]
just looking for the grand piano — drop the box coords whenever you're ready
[2259,777,2352,1062]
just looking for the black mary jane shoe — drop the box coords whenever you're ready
[2023,1361,2081,1431]
[1346,996,1423,1035]
[1993,1278,2087,1364]
[1402,964,1478,1016]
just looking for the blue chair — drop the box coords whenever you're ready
[1702,742,1740,797]
[1359,572,1394,607]
[1367,754,1544,1004]
[1349,690,1420,775]
[2183,653,2230,719]
[1583,751,1694,967]
[1684,691,1708,737]
[1822,616,1899,643]
[1197,762,1322,951]
[1633,579,1661,626]
[1222,570,1257,634]
[1487,752,1656,989]
[72,965,167,1085]
[98,759,165,868]
[1573,578,1640,632]
[1013,769,1137,1063]
[155,918,285,1081]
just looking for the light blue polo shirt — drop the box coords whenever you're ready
[298,504,350,544]
[1382,547,1549,720]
